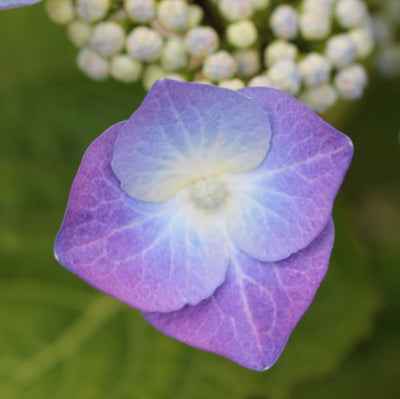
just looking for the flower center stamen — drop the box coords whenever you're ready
[191,177,225,209]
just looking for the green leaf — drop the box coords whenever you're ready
[290,333,400,399]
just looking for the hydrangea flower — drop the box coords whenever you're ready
[0,0,41,9]
[54,80,353,370]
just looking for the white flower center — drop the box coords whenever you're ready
[190,177,226,209]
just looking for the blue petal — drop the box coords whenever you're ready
[111,79,272,202]
[145,221,335,371]
[0,0,41,9]
[55,122,230,313]
[224,87,353,262]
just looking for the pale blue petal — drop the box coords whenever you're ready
[111,79,272,202]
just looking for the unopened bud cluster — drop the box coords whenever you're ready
[45,0,376,112]
[370,0,400,78]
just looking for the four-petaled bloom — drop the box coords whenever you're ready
[0,0,41,9]
[54,80,353,370]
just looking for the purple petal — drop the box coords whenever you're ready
[145,220,334,371]
[111,79,271,202]
[55,122,230,313]
[225,87,353,262]
[0,0,41,9]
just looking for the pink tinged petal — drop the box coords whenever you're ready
[0,0,41,9]
[144,220,334,371]
[111,79,272,203]
[54,122,230,313]
[225,87,353,262]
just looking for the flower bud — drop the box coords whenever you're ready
[302,0,333,16]
[185,27,219,58]
[299,12,331,40]
[76,0,110,23]
[157,0,189,32]
[234,49,260,78]
[334,63,367,99]
[77,47,109,80]
[376,44,400,78]
[219,78,245,90]
[227,20,258,49]
[124,0,156,23]
[349,28,374,59]
[264,39,298,67]
[142,64,165,90]
[164,73,186,82]
[372,16,393,45]
[335,0,368,29]
[203,51,237,82]
[90,22,125,57]
[110,55,142,83]
[267,60,301,95]
[248,74,273,87]
[161,38,188,71]
[252,0,270,11]
[126,27,163,62]
[383,0,400,25]
[299,83,337,112]
[298,53,332,86]
[187,4,203,28]
[219,0,254,22]
[269,5,298,40]
[325,34,356,68]
[67,20,92,47]
[45,0,74,25]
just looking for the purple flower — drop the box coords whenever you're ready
[55,80,353,370]
[0,0,41,9]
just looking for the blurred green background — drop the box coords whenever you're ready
[0,5,399,399]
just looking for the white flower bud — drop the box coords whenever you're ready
[234,49,260,78]
[110,55,142,83]
[325,34,356,68]
[372,16,393,45]
[124,0,156,23]
[161,38,188,71]
[298,53,332,86]
[252,0,270,11]
[299,83,337,112]
[334,63,367,99]
[77,47,109,80]
[219,0,254,22]
[384,0,400,25]
[376,44,400,78]
[90,22,125,57]
[227,20,258,49]
[248,74,273,87]
[302,0,333,16]
[194,79,212,85]
[269,5,298,40]
[187,5,203,28]
[267,60,301,95]
[143,64,165,90]
[185,27,219,58]
[299,12,331,40]
[264,39,298,67]
[67,20,92,47]
[335,0,368,29]
[202,51,237,82]
[164,73,186,82]
[45,0,74,25]
[219,78,245,90]
[157,0,189,32]
[349,28,374,59]
[76,0,110,23]
[126,27,163,62]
